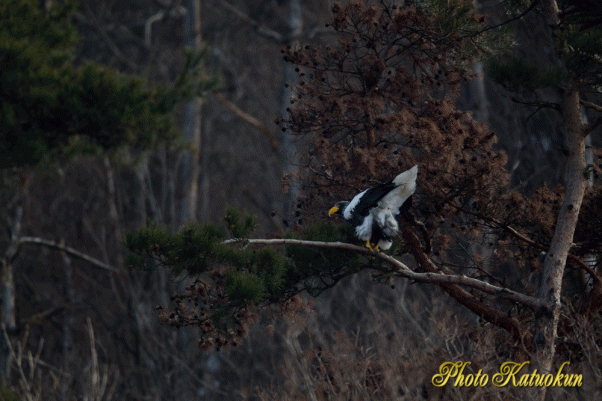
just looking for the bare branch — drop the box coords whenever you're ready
[307,26,335,40]
[79,4,137,70]
[145,11,165,47]
[214,92,279,150]
[477,0,539,34]
[18,237,120,273]
[580,99,602,113]
[456,205,601,285]
[218,1,284,43]
[400,225,525,340]
[24,304,68,327]
[223,237,545,311]
[508,95,560,110]
[584,116,602,136]
[581,100,602,136]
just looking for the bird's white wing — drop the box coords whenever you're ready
[343,188,369,220]
[378,165,418,214]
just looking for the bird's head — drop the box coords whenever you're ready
[328,201,349,217]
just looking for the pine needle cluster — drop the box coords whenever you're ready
[126,209,361,350]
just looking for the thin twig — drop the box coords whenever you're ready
[476,0,539,35]
[455,206,601,284]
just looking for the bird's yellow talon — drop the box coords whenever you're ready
[363,241,380,260]
[365,241,380,255]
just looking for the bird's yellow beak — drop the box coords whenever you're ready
[328,205,339,216]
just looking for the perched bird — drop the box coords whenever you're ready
[328,165,418,251]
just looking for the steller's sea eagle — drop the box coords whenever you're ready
[328,165,418,251]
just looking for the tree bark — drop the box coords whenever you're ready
[532,87,586,401]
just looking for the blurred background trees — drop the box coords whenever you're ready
[2,0,602,400]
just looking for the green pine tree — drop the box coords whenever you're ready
[0,0,216,169]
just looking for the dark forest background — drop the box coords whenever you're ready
[1,0,601,400]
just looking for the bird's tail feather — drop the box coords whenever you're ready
[393,165,418,190]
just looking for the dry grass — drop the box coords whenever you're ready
[1,319,119,401]
[1,274,600,401]
[240,275,602,401]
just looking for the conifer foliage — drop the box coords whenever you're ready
[279,0,509,229]
[0,0,215,168]
[126,209,363,350]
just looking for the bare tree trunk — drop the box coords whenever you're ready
[533,87,586,401]
[282,0,303,218]
[469,61,489,124]
[103,156,124,268]
[181,103,202,224]
[180,0,203,225]
[0,207,21,382]
[527,1,587,400]
[174,0,204,398]
[61,241,73,399]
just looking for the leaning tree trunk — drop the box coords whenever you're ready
[532,87,587,401]
[529,1,588,400]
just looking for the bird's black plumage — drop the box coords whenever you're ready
[329,165,418,251]
[349,182,396,218]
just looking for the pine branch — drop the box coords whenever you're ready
[223,237,545,312]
